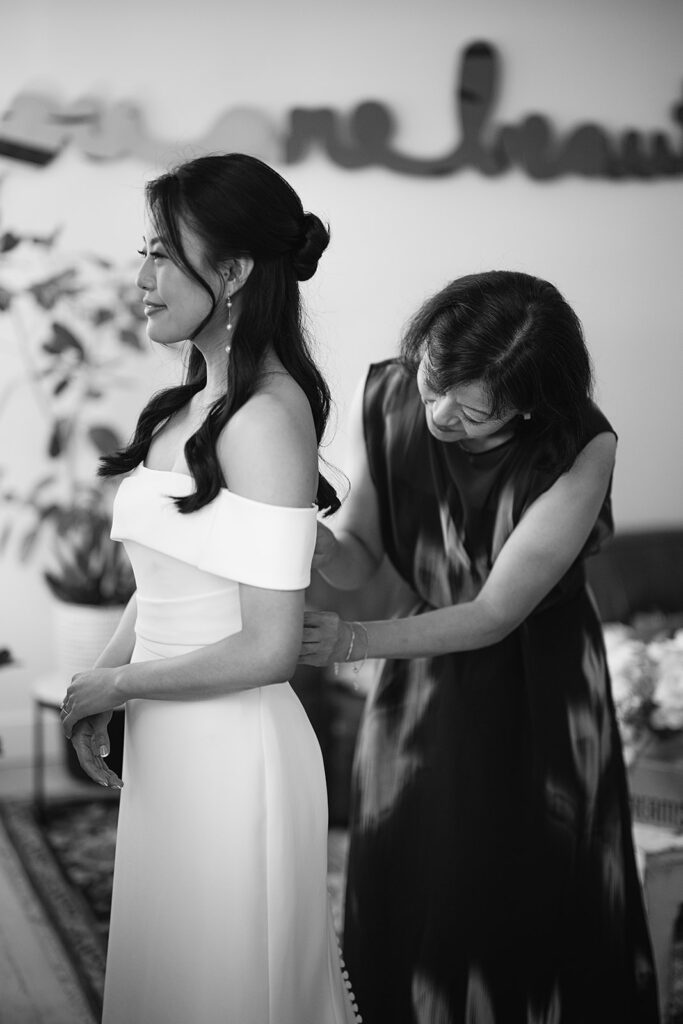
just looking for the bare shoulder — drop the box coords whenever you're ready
[217,374,318,507]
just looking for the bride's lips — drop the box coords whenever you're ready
[143,302,166,316]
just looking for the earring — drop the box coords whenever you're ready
[225,292,233,354]
[522,412,531,421]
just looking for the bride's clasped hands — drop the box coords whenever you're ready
[60,665,125,739]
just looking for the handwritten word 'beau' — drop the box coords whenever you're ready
[1,42,681,181]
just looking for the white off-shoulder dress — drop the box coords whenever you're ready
[102,464,360,1024]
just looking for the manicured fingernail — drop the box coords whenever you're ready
[99,746,109,757]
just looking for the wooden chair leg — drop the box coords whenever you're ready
[32,703,46,823]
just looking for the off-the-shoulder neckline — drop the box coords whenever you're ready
[140,463,201,482]
[136,463,317,511]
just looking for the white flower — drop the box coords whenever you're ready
[603,625,655,722]
[649,632,683,730]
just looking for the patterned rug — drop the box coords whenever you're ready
[3,797,682,1022]
[0,797,349,1019]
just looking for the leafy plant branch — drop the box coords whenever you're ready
[0,226,146,603]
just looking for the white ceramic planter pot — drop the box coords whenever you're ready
[52,600,124,680]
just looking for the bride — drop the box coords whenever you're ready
[60,153,360,1024]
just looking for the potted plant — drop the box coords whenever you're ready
[0,224,146,677]
[43,484,136,674]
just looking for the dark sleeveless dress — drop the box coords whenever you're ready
[343,360,659,1024]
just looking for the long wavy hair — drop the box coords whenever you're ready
[400,270,595,475]
[99,153,339,515]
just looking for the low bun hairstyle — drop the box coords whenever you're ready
[292,213,330,281]
[99,153,339,516]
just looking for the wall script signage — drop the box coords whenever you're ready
[1,42,681,181]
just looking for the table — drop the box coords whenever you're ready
[630,732,683,1017]
[32,673,70,821]
[634,823,683,1019]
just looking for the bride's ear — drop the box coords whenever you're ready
[221,256,254,295]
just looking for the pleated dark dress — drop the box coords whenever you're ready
[343,360,659,1024]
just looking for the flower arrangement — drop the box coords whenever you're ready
[0,225,146,604]
[605,618,683,763]
[649,635,683,731]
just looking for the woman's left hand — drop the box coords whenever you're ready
[60,667,123,739]
[300,610,352,666]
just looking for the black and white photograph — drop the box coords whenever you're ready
[0,1,682,1021]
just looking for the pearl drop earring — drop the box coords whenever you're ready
[225,292,233,354]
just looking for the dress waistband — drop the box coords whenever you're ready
[135,590,242,647]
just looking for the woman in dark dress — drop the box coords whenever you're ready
[301,271,659,1024]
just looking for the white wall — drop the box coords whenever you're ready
[1,0,682,740]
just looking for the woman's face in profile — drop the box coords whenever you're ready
[416,356,519,445]
[135,217,222,346]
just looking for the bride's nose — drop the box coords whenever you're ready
[136,257,155,291]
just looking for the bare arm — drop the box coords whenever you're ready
[314,372,385,590]
[117,586,305,700]
[302,432,617,663]
[92,592,137,669]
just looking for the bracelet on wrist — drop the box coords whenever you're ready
[351,621,368,675]
[343,622,356,663]
[334,620,369,684]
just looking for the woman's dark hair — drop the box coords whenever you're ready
[400,270,594,474]
[99,153,339,515]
